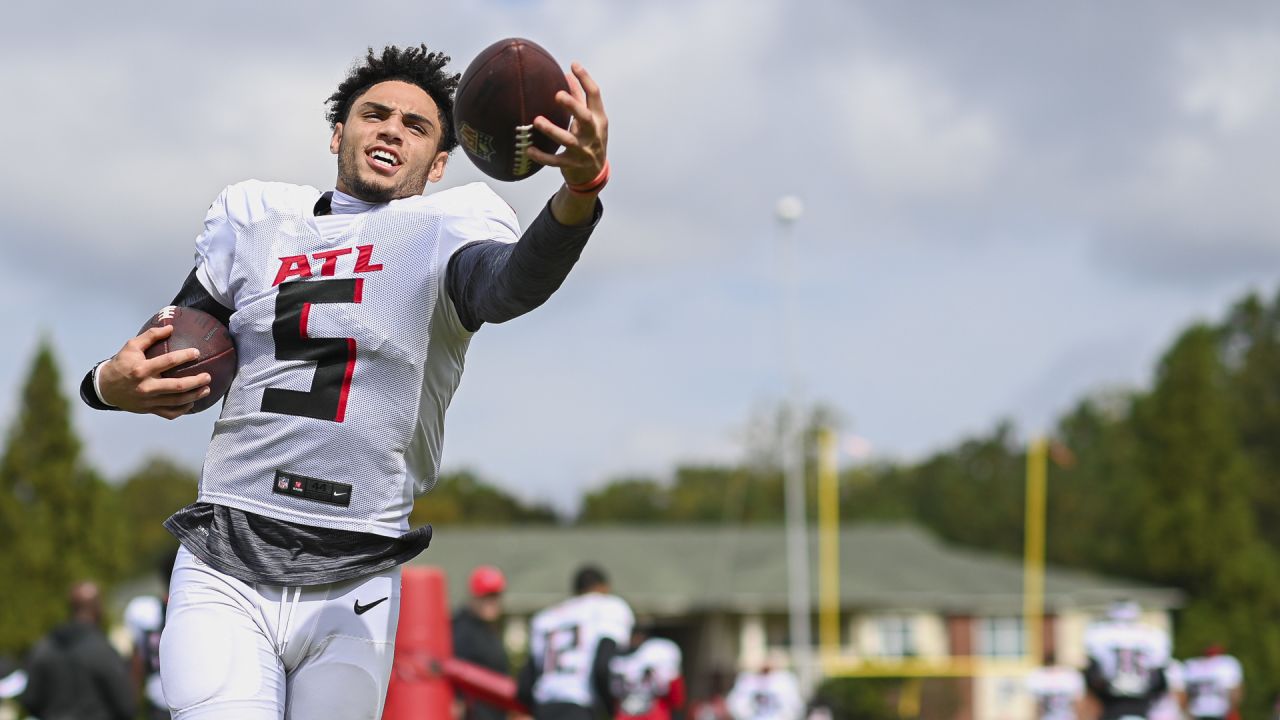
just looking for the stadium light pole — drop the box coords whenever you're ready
[776,195,815,694]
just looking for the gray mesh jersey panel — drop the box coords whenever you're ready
[195,181,518,536]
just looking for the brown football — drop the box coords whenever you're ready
[453,38,572,182]
[139,306,237,414]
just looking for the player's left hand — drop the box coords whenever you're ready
[526,63,608,188]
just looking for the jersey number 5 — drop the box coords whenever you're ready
[262,279,361,422]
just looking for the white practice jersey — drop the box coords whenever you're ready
[529,593,634,708]
[725,670,804,720]
[192,180,518,535]
[1025,666,1084,720]
[1084,620,1172,698]
[612,637,683,716]
[1184,655,1243,718]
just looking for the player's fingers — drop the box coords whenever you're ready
[144,373,213,396]
[153,403,195,421]
[572,63,605,114]
[554,91,595,133]
[564,70,587,105]
[153,386,211,407]
[143,347,201,375]
[126,325,174,352]
[524,146,567,168]
[533,116,580,148]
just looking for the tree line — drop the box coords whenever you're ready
[2,288,1280,714]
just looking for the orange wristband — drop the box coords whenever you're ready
[567,160,610,195]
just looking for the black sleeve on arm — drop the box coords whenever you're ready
[516,654,539,712]
[79,268,234,411]
[592,637,620,715]
[446,198,603,333]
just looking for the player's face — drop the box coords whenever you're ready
[330,80,450,202]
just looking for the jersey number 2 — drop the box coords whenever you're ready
[262,279,361,422]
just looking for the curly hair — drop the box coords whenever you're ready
[325,44,461,154]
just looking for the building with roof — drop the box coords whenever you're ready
[415,523,1180,720]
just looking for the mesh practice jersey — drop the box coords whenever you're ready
[612,637,682,717]
[528,593,634,708]
[1025,666,1084,720]
[1184,655,1243,718]
[725,670,804,720]
[193,180,518,536]
[1084,620,1172,699]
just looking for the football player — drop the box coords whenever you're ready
[80,44,611,719]
[518,565,634,720]
[611,623,686,720]
[1082,600,1173,720]
[724,656,804,720]
[1183,645,1244,720]
[1024,650,1084,720]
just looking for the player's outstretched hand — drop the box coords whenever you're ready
[97,325,212,420]
[527,63,608,206]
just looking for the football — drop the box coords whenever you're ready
[453,37,572,182]
[139,306,237,413]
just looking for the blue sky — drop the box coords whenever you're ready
[2,1,1278,511]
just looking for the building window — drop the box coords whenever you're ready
[975,617,1024,658]
[876,617,915,658]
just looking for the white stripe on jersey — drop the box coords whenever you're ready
[193,180,519,536]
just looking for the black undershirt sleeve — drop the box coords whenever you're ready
[592,637,620,714]
[515,654,539,712]
[79,269,234,411]
[447,198,602,333]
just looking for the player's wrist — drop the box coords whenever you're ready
[94,360,121,408]
[566,160,610,195]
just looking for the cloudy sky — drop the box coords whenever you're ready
[2,1,1278,511]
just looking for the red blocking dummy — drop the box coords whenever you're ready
[383,566,453,719]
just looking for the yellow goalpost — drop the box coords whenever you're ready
[816,433,1048,679]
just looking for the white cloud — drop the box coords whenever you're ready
[828,54,1006,199]
[1179,29,1280,133]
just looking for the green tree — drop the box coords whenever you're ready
[118,456,199,579]
[1131,324,1280,718]
[578,477,668,524]
[0,340,128,652]
[409,470,559,527]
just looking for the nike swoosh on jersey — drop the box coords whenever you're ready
[354,597,389,615]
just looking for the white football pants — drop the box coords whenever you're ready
[160,547,401,719]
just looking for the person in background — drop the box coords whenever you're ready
[1082,600,1171,720]
[518,565,634,720]
[1025,649,1085,720]
[725,656,804,720]
[1183,645,1244,720]
[19,581,136,720]
[124,547,179,719]
[1149,657,1186,720]
[611,623,685,720]
[453,565,512,720]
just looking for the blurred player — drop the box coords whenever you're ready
[1083,600,1172,720]
[1149,658,1185,720]
[453,566,511,720]
[1025,650,1085,720]
[80,44,611,720]
[725,656,804,720]
[123,548,179,720]
[610,623,685,720]
[1183,645,1243,720]
[518,565,634,720]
